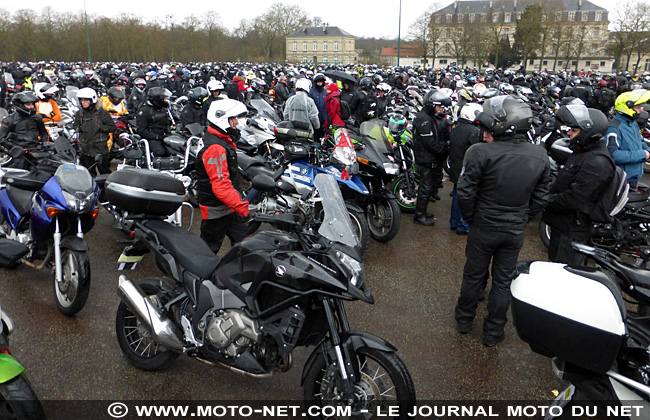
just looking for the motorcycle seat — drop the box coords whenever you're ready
[238,152,268,171]
[609,259,650,302]
[5,186,34,217]
[3,172,48,191]
[627,190,650,204]
[142,219,221,279]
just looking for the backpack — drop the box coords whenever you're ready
[596,88,615,111]
[339,99,351,121]
[224,81,239,100]
[587,151,629,224]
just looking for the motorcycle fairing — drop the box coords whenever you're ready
[0,353,24,383]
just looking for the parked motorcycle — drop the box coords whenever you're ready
[0,142,99,316]
[0,306,45,420]
[513,243,650,419]
[109,171,416,416]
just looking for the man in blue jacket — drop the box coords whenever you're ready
[607,91,650,189]
[308,73,328,142]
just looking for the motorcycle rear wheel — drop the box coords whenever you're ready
[367,199,401,243]
[115,278,180,371]
[303,346,416,419]
[0,375,46,420]
[54,249,91,316]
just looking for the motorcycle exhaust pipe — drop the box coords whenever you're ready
[117,275,184,352]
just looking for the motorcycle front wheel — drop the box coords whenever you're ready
[115,278,180,371]
[303,346,416,419]
[347,208,370,256]
[54,249,91,316]
[0,375,46,420]
[388,176,419,214]
[367,198,401,243]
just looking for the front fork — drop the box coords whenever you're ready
[322,298,357,400]
[53,215,83,283]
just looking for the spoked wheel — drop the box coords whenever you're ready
[115,278,180,371]
[539,220,551,249]
[389,176,419,214]
[54,249,91,316]
[304,347,416,419]
[0,375,46,420]
[0,153,12,166]
[366,199,401,243]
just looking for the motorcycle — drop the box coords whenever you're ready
[513,243,650,419]
[0,141,99,316]
[0,305,45,420]
[109,171,416,416]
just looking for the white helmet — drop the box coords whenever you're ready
[377,82,392,93]
[77,87,98,103]
[207,80,224,91]
[459,103,483,122]
[295,78,311,92]
[206,99,248,132]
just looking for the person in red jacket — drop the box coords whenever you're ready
[325,83,345,128]
[195,99,250,253]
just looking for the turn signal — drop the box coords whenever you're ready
[46,207,64,218]
[357,157,369,165]
[91,209,99,219]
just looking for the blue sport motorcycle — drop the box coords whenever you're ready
[0,144,99,316]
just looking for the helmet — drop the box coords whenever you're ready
[313,73,326,86]
[34,82,58,100]
[12,91,38,116]
[206,99,248,132]
[108,86,125,103]
[21,66,32,75]
[459,103,483,122]
[188,87,208,107]
[207,80,224,92]
[388,113,407,138]
[250,78,266,93]
[570,108,608,150]
[555,101,593,130]
[372,74,383,85]
[84,69,94,80]
[480,88,500,100]
[615,91,643,118]
[377,82,392,93]
[295,78,311,92]
[77,87,98,104]
[358,77,373,90]
[459,88,476,102]
[499,83,514,94]
[475,95,532,136]
[148,87,172,108]
[424,89,452,107]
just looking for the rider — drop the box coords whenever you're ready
[181,87,208,127]
[283,78,320,134]
[0,91,49,149]
[73,87,116,174]
[34,82,62,128]
[127,78,147,113]
[136,87,173,157]
[308,73,328,141]
[101,87,129,152]
[196,99,250,254]
[354,77,379,125]
[202,80,226,124]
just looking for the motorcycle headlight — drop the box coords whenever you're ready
[383,162,400,175]
[336,251,364,287]
[62,190,94,213]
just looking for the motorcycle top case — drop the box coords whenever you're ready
[511,261,626,374]
[105,168,185,216]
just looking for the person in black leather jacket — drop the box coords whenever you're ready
[136,87,172,157]
[455,95,550,347]
[542,105,613,264]
[412,89,451,225]
[0,91,48,146]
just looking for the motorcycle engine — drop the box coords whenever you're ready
[258,194,298,214]
[205,310,262,358]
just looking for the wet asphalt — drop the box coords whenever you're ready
[0,177,564,407]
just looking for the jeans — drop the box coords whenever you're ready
[450,184,469,232]
[455,226,525,339]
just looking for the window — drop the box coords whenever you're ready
[303,41,307,51]
[313,41,318,51]
[585,61,591,66]
[568,12,575,21]
[504,28,510,36]
[480,13,487,22]
[445,44,451,53]
[581,12,588,22]
[543,60,548,65]
[558,61,563,66]
[303,57,308,62]
[349,41,352,50]
[323,56,328,63]
[446,14,452,23]
[435,15,441,23]
[334,56,338,63]
[592,43,598,54]
[469,13,475,23]
[504,13,511,23]
[555,12,562,21]
[323,41,328,51]
[572,60,578,66]
[600,61,606,66]
[529,59,534,65]
[334,41,338,51]
[458,14,464,23]
[595,11,603,22]
[457,29,462,37]
[440,59,448,64]
[593,28,600,37]
[516,12,521,20]
[493,13,499,23]
[293,42,297,52]
[446,28,451,38]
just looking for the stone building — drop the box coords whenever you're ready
[285,24,358,65]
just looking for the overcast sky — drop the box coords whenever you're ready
[3,0,612,39]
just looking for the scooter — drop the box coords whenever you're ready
[0,305,45,419]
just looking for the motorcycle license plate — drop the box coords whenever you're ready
[544,385,575,420]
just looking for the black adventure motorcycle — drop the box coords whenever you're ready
[107,169,416,418]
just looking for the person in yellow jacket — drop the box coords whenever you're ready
[34,82,62,133]
[100,86,129,151]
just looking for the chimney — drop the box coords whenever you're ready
[490,0,493,8]
[454,0,458,12]
[323,23,326,32]
[578,0,582,9]
[514,0,517,11]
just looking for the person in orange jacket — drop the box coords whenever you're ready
[100,86,129,151]
[34,82,62,131]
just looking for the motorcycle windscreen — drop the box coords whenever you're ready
[359,120,394,155]
[54,164,94,196]
[66,85,80,107]
[250,99,280,124]
[314,173,359,248]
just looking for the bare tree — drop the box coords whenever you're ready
[407,3,440,66]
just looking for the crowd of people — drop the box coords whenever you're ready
[2,59,650,346]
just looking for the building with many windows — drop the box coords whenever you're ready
[431,0,613,72]
[286,24,358,64]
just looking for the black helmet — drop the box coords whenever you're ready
[388,113,408,138]
[423,89,452,116]
[313,73,326,85]
[570,108,608,151]
[108,86,125,103]
[359,77,373,91]
[474,95,532,137]
[250,78,266,93]
[148,87,171,108]
[188,87,208,107]
[175,68,184,77]
[12,91,38,116]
